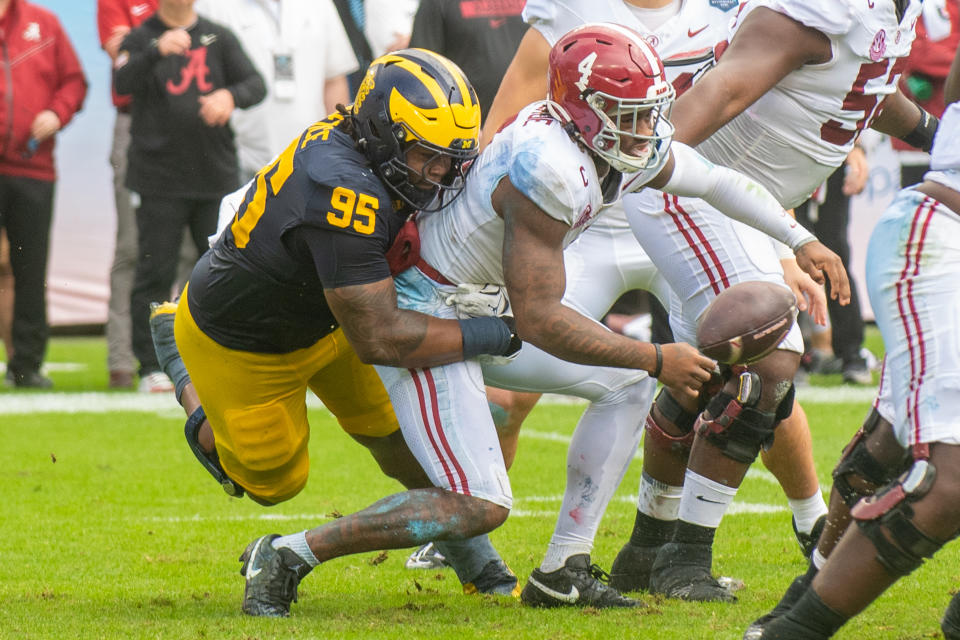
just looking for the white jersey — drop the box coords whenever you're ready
[524,0,736,230]
[697,0,921,207]
[524,0,732,62]
[418,101,614,285]
[926,102,960,193]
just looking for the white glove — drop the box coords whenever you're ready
[443,283,511,319]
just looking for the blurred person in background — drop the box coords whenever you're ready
[409,0,526,116]
[893,0,959,187]
[97,0,158,390]
[1,230,12,361]
[0,0,86,389]
[113,0,264,393]
[195,0,357,183]
[334,0,418,95]
[794,145,873,385]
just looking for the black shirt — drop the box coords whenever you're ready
[409,0,528,117]
[186,114,411,353]
[115,14,266,198]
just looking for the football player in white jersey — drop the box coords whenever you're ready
[747,44,960,640]
[379,23,847,609]
[752,97,960,640]
[481,0,936,603]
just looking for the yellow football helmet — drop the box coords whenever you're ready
[352,48,480,211]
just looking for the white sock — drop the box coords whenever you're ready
[540,542,593,573]
[272,531,320,567]
[788,489,828,534]
[637,472,683,521]
[677,469,738,528]
[812,548,828,570]
[543,380,654,573]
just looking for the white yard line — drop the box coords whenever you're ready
[147,497,786,524]
[0,386,877,415]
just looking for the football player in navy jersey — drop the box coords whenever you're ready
[149,49,525,616]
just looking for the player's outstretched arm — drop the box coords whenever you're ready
[794,241,851,305]
[480,28,551,149]
[670,7,831,146]
[325,277,515,368]
[495,177,714,393]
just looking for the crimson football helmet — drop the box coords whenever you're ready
[547,23,675,174]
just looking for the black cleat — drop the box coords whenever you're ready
[463,559,520,597]
[609,541,660,592]
[650,542,738,603]
[943,591,960,640]
[239,534,307,617]
[5,368,53,388]
[521,554,644,608]
[743,567,816,640]
[792,514,826,559]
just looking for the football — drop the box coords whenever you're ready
[696,281,797,365]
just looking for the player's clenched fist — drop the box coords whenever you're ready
[653,342,716,396]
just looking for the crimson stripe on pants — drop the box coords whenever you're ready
[894,197,935,441]
[664,193,729,295]
[407,368,470,494]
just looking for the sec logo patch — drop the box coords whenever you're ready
[708,0,739,10]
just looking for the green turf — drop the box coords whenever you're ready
[2,336,957,639]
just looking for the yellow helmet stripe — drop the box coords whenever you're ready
[409,48,477,112]
[374,53,450,109]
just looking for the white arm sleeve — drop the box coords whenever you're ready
[662,142,816,251]
[208,180,253,248]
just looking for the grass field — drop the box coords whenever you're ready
[2,335,958,639]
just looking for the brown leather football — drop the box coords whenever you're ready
[696,281,797,365]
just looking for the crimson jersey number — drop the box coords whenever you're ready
[232,114,379,247]
[819,57,907,145]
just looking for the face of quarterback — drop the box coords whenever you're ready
[611,108,656,161]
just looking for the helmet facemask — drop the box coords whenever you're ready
[586,88,675,174]
[545,23,677,177]
[351,49,481,213]
[383,123,478,212]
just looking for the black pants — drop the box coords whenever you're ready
[0,175,54,376]
[130,194,218,376]
[794,167,864,364]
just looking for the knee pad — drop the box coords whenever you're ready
[184,406,245,498]
[852,457,945,576]
[696,371,777,463]
[645,388,698,458]
[832,409,910,508]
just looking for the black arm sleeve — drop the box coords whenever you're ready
[409,0,445,53]
[113,29,161,96]
[218,25,266,109]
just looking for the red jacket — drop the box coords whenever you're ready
[891,0,960,152]
[0,0,87,181]
[96,0,156,110]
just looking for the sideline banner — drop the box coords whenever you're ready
[40,0,115,326]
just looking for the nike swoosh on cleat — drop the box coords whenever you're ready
[688,25,708,38]
[695,494,724,504]
[528,577,580,603]
[245,542,263,578]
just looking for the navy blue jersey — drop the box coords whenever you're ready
[187,113,409,352]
